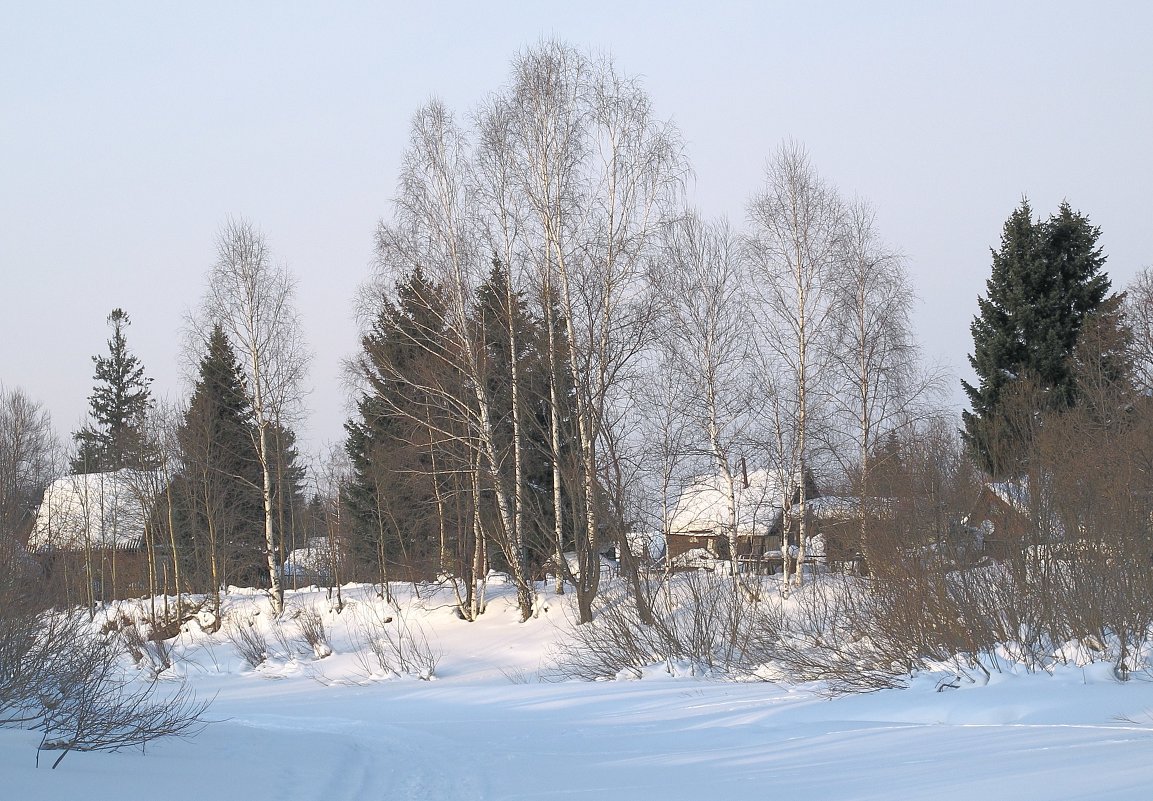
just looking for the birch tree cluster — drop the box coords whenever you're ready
[343,41,937,620]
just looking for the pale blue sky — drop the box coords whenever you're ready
[2,1,1150,459]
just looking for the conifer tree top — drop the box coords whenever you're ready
[962,199,1110,476]
[71,309,156,473]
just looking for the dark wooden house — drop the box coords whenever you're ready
[666,470,789,567]
[28,470,167,603]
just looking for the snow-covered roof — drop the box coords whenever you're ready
[981,477,1066,539]
[28,469,162,552]
[624,530,666,562]
[668,469,788,538]
[988,478,1030,512]
[668,546,720,570]
[283,537,335,578]
[556,551,619,579]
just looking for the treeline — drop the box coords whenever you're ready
[3,41,1153,648]
[5,219,314,616]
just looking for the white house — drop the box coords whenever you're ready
[27,469,166,601]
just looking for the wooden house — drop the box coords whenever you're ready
[967,479,1032,559]
[28,469,167,603]
[282,537,336,588]
[666,469,790,567]
[775,496,893,573]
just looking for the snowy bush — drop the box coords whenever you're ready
[225,616,269,668]
[553,572,773,680]
[118,618,175,677]
[296,608,332,659]
[352,605,441,680]
[0,555,208,768]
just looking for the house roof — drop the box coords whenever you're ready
[624,530,666,562]
[283,537,334,577]
[668,469,789,538]
[987,478,1030,512]
[28,469,162,552]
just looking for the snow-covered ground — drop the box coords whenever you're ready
[6,579,1153,799]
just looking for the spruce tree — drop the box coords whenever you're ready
[344,267,455,580]
[174,323,265,589]
[962,200,1111,476]
[72,308,155,473]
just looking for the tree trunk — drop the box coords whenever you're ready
[257,423,283,615]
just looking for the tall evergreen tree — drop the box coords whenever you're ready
[173,323,265,590]
[962,200,1111,476]
[344,267,457,581]
[72,308,155,473]
[345,264,580,587]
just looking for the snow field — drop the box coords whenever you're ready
[5,578,1153,800]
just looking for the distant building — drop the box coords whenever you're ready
[777,496,892,571]
[964,477,1044,561]
[666,469,790,565]
[282,537,336,586]
[29,469,166,602]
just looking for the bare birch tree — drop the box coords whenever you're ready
[634,362,692,573]
[746,142,843,588]
[653,213,761,576]
[314,442,350,612]
[474,59,585,607]
[823,199,944,568]
[0,385,59,542]
[481,40,687,622]
[202,219,309,615]
[150,400,187,609]
[1124,266,1153,394]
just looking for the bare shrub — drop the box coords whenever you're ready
[742,419,1035,692]
[268,615,305,659]
[553,572,771,680]
[499,666,539,684]
[148,598,206,641]
[33,628,209,768]
[297,608,332,659]
[751,576,907,694]
[0,553,209,768]
[550,586,665,680]
[768,540,1139,693]
[780,385,1153,691]
[119,621,174,677]
[225,616,269,668]
[0,601,76,727]
[352,606,440,680]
